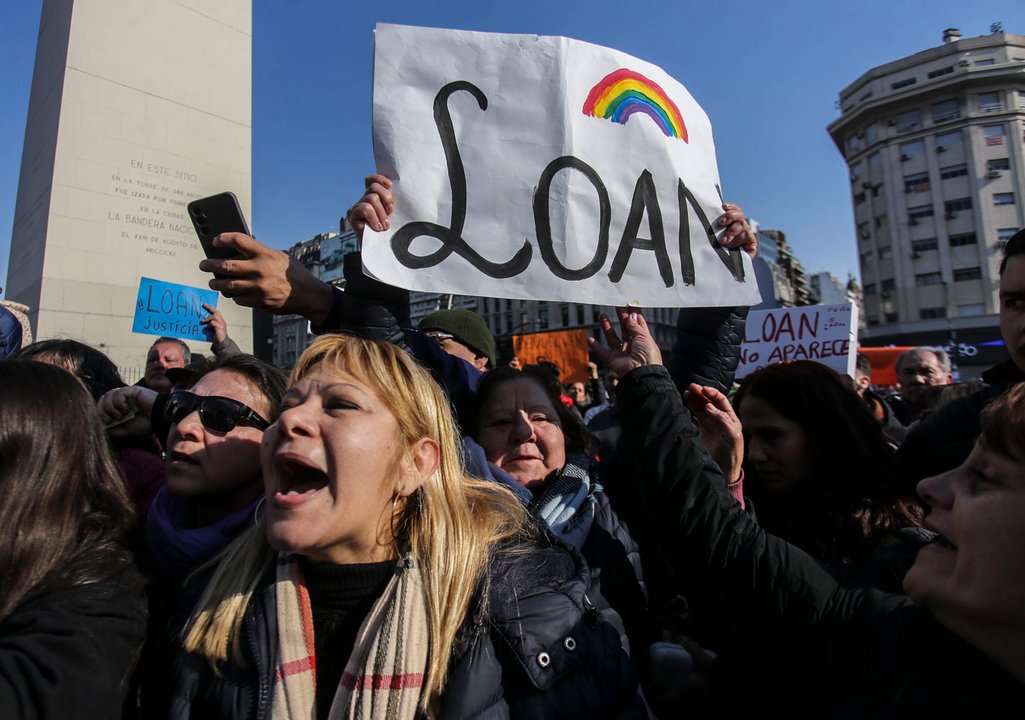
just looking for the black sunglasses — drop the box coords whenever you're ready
[164,390,270,432]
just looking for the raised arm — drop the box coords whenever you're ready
[592,308,914,701]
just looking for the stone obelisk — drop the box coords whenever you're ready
[6,0,253,374]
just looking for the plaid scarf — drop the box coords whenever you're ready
[270,554,429,720]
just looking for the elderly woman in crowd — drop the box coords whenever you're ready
[170,334,644,719]
[593,308,1025,716]
[0,360,146,718]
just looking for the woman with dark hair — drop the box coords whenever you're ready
[724,360,925,581]
[18,338,167,518]
[0,360,146,718]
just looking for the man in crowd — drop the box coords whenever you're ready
[898,228,1025,485]
[888,347,953,425]
[419,308,495,371]
[853,352,906,446]
[140,337,190,393]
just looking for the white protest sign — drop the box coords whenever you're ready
[737,303,859,379]
[363,24,760,308]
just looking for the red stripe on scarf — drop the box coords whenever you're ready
[340,671,424,690]
[274,655,315,682]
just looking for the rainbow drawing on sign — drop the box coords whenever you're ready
[582,68,688,142]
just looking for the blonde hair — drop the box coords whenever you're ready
[184,334,530,710]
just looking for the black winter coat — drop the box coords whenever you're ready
[0,552,147,719]
[169,543,646,719]
[615,364,1025,717]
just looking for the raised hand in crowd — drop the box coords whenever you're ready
[198,232,335,326]
[200,303,229,345]
[588,307,662,376]
[98,384,158,439]
[347,173,395,238]
[683,383,744,484]
[715,201,757,258]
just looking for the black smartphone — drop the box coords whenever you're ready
[187,192,251,263]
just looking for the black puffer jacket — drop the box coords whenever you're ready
[169,542,645,720]
[615,364,1025,717]
[665,306,748,395]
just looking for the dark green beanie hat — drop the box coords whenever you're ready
[420,308,496,368]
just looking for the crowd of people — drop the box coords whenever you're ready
[1,175,1023,718]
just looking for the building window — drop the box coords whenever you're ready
[995,193,1015,206]
[893,110,922,133]
[959,304,986,317]
[885,312,900,323]
[908,205,934,220]
[983,124,1006,145]
[903,172,930,193]
[858,221,871,240]
[977,92,1002,111]
[871,183,883,198]
[988,158,1010,172]
[916,272,943,286]
[935,130,962,151]
[878,246,892,260]
[940,163,968,179]
[875,214,887,228]
[891,77,917,90]
[863,283,876,295]
[927,65,954,79]
[998,228,1020,244]
[949,233,977,247]
[953,267,982,282]
[900,139,925,158]
[854,192,866,205]
[912,238,938,253]
[860,250,873,265]
[847,133,863,153]
[560,305,569,326]
[881,278,896,293]
[920,307,947,319]
[868,151,882,168]
[944,197,972,213]
[576,305,585,325]
[867,315,881,327]
[851,161,864,180]
[975,58,995,67]
[931,99,960,123]
[865,124,879,144]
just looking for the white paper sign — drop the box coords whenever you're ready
[363,24,760,307]
[737,303,859,379]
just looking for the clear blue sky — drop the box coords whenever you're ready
[1,1,1021,297]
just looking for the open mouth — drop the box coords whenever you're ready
[274,454,329,496]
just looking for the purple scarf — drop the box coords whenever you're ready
[145,486,260,581]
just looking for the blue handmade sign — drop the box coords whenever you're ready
[132,277,218,343]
